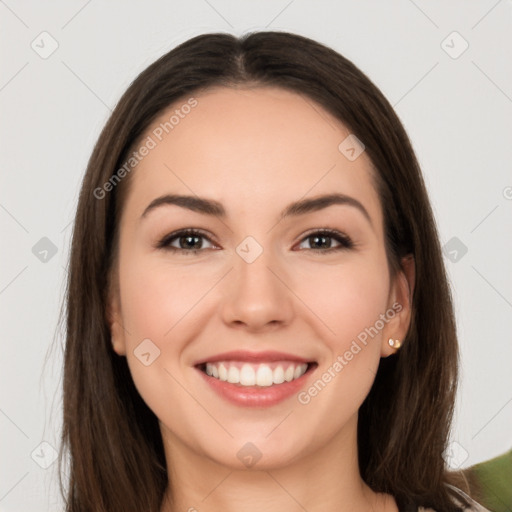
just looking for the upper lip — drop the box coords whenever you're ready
[193,350,313,366]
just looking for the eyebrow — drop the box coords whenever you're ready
[140,193,372,226]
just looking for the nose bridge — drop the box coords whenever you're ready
[234,234,281,297]
[221,234,293,329]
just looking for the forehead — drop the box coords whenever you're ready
[125,86,381,224]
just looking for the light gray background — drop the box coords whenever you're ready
[1,1,511,510]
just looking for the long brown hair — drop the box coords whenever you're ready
[59,31,469,511]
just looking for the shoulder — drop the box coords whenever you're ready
[416,485,491,512]
[445,484,492,511]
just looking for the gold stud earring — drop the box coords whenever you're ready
[388,338,401,349]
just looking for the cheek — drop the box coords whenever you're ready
[292,261,389,439]
[118,254,215,346]
[116,253,225,408]
[117,256,209,427]
[297,256,390,348]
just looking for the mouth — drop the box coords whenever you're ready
[196,360,314,387]
[193,351,318,407]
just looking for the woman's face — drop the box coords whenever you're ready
[109,86,412,470]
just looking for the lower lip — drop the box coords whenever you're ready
[196,365,316,407]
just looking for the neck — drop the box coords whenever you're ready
[159,414,397,512]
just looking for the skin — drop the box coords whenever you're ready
[108,86,414,512]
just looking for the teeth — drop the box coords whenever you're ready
[203,361,308,387]
[227,366,239,384]
[218,363,228,381]
[256,365,273,386]
[240,364,256,386]
[273,365,285,384]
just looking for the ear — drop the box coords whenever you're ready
[381,254,415,357]
[106,284,127,357]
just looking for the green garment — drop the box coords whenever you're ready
[463,448,512,512]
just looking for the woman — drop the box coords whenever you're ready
[59,31,490,511]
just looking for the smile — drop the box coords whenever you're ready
[194,350,318,407]
[203,361,308,387]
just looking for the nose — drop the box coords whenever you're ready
[220,244,294,332]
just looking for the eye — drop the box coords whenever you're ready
[156,229,217,254]
[156,228,354,255]
[295,229,354,253]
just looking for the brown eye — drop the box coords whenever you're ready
[156,228,354,255]
[157,229,216,254]
[296,230,354,253]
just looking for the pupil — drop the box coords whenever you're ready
[182,235,201,249]
[311,235,330,248]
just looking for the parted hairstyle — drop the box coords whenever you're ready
[58,31,471,512]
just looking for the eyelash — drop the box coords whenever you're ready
[156,228,355,255]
